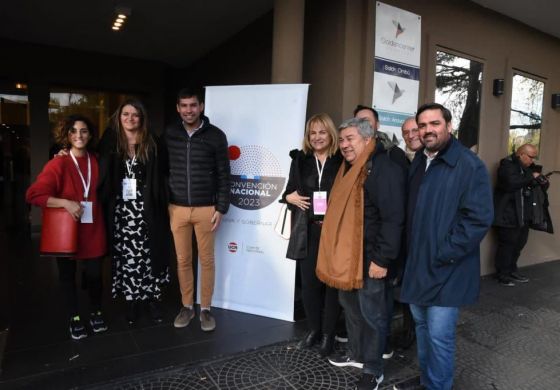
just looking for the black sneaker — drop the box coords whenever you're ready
[393,376,425,390]
[355,373,384,390]
[509,271,529,283]
[328,351,363,368]
[69,316,88,340]
[89,311,108,333]
[497,274,515,287]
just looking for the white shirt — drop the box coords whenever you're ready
[183,119,205,137]
[424,149,439,171]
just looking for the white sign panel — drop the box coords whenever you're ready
[373,1,421,147]
[204,84,309,321]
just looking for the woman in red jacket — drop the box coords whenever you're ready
[26,115,107,340]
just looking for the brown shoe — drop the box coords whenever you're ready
[173,306,195,328]
[200,309,216,332]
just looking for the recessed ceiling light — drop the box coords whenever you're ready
[112,6,131,31]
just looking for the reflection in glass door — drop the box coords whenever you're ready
[0,91,30,233]
[435,50,483,152]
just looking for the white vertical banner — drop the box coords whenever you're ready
[204,84,309,321]
[373,1,421,147]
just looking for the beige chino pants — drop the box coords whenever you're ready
[169,205,216,308]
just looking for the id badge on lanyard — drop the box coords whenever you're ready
[122,156,137,200]
[313,191,327,215]
[70,151,94,223]
[313,155,328,216]
[122,178,137,200]
[81,201,93,223]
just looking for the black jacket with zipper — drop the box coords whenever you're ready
[163,115,231,214]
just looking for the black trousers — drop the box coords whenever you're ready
[494,225,530,276]
[299,222,340,335]
[57,257,103,318]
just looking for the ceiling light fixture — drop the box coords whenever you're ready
[112,5,131,32]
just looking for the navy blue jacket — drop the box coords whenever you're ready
[400,137,493,307]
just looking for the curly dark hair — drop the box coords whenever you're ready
[54,114,97,151]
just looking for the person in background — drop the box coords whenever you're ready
[354,105,408,361]
[492,143,553,286]
[390,116,423,352]
[282,113,342,357]
[26,115,107,340]
[401,117,422,162]
[354,105,405,160]
[98,99,170,324]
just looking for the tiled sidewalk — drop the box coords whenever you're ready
[88,260,560,390]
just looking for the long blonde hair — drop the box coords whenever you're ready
[302,113,338,156]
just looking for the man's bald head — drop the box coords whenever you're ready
[516,144,538,168]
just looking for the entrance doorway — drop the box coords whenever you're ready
[0,89,30,234]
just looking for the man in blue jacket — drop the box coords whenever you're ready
[395,103,493,390]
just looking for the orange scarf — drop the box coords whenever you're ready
[316,140,375,290]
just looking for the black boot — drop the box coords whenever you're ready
[297,330,320,349]
[148,300,163,324]
[317,334,335,357]
[126,301,138,325]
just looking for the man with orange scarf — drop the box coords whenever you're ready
[317,118,407,390]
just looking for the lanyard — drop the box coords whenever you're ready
[125,155,137,178]
[315,155,325,190]
[69,151,91,200]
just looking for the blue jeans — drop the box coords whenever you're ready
[339,278,391,376]
[409,304,459,390]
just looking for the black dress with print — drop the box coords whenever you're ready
[112,157,169,301]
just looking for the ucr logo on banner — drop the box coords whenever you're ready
[227,242,238,253]
[228,144,286,210]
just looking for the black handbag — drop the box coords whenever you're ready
[286,207,308,260]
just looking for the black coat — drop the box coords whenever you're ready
[281,149,342,260]
[163,116,230,214]
[97,128,171,274]
[493,153,553,233]
[363,143,408,278]
[282,149,342,220]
